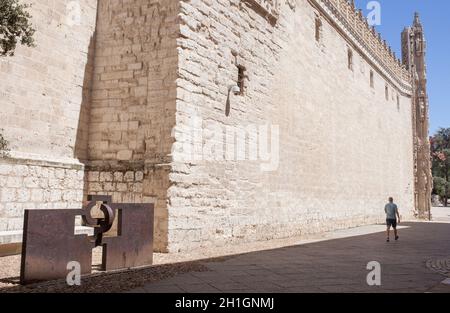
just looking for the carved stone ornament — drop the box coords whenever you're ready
[244,0,281,21]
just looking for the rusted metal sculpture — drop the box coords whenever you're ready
[20,196,154,285]
[20,209,93,284]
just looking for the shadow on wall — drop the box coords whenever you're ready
[74,35,96,164]
[69,32,169,253]
[73,34,96,215]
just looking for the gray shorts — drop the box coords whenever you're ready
[386,219,397,228]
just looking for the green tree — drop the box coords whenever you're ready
[431,128,450,206]
[0,129,10,157]
[0,0,35,56]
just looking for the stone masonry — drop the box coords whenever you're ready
[0,0,432,253]
[0,0,97,241]
[85,0,180,251]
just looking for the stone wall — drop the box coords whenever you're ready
[1,0,418,253]
[166,0,415,252]
[0,159,84,243]
[85,0,180,252]
[0,0,98,238]
[0,0,98,160]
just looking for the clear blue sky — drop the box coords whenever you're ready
[355,0,450,135]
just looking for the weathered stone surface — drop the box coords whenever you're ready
[0,0,429,254]
[0,0,97,160]
[0,161,85,233]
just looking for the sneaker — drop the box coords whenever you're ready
[386,238,390,242]
[395,236,399,241]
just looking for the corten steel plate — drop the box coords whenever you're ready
[20,209,93,285]
[87,195,112,203]
[101,203,154,271]
[20,198,154,285]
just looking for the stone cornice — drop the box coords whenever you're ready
[310,0,412,95]
[0,154,85,170]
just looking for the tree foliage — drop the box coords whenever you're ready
[0,129,10,157]
[0,0,35,56]
[431,127,450,206]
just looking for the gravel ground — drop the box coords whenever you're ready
[0,260,208,293]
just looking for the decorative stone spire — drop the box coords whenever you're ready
[358,9,363,20]
[413,12,422,27]
[401,12,432,219]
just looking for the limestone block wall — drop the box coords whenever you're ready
[85,0,180,252]
[167,0,415,252]
[0,0,98,159]
[0,1,98,237]
[0,0,417,253]
[0,160,84,243]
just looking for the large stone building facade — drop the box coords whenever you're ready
[0,0,432,252]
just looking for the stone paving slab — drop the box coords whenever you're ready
[129,222,450,293]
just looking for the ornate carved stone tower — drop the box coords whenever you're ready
[402,13,432,219]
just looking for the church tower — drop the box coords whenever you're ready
[402,13,432,219]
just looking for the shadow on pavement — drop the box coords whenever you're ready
[1,222,449,293]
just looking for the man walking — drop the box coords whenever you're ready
[385,197,400,242]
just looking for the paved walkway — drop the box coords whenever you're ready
[431,206,450,222]
[129,220,450,293]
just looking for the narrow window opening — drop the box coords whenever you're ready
[370,70,374,88]
[348,49,353,71]
[315,16,322,42]
[385,85,389,101]
[397,94,400,111]
[237,65,245,96]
